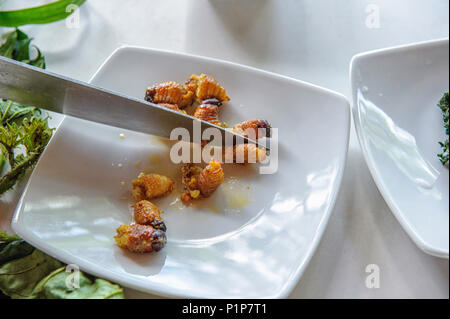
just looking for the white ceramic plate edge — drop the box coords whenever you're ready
[350,38,449,259]
[90,45,351,104]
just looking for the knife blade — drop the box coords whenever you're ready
[0,56,267,150]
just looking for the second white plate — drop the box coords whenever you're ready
[351,39,449,258]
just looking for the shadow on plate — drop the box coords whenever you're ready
[113,246,166,277]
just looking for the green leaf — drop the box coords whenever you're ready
[0,232,21,243]
[0,240,34,264]
[34,269,125,299]
[1,99,39,125]
[0,148,40,194]
[19,117,53,153]
[0,122,22,149]
[0,0,86,27]
[0,29,46,68]
[0,28,16,57]
[0,249,63,298]
[0,232,125,299]
[12,28,31,61]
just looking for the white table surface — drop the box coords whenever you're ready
[0,0,448,298]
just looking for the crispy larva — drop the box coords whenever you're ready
[115,224,166,253]
[223,144,267,164]
[180,161,224,203]
[132,173,174,201]
[198,160,225,197]
[193,100,221,125]
[133,200,166,231]
[158,103,187,114]
[186,74,230,103]
[232,119,272,139]
[145,81,194,108]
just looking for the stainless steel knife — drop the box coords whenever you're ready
[0,56,265,149]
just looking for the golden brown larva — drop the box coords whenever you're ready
[193,99,221,125]
[158,103,187,114]
[133,200,166,231]
[232,119,272,139]
[186,74,230,103]
[145,81,194,108]
[198,160,225,197]
[180,160,224,203]
[132,173,174,201]
[223,144,267,164]
[115,224,166,253]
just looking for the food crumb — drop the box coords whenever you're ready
[119,133,125,139]
[118,163,123,168]
[120,181,126,187]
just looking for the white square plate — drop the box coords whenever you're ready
[351,39,449,258]
[12,46,350,298]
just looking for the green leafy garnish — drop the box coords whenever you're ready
[0,232,125,299]
[0,0,86,27]
[437,92,449,166]
[0,117,53,194]
[0,29,52,195]
[0,6,127,300]
[0,28,45,68]
[0,232,21,243]
[1,100,41,125]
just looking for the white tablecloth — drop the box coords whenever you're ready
[1,0,448,298]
